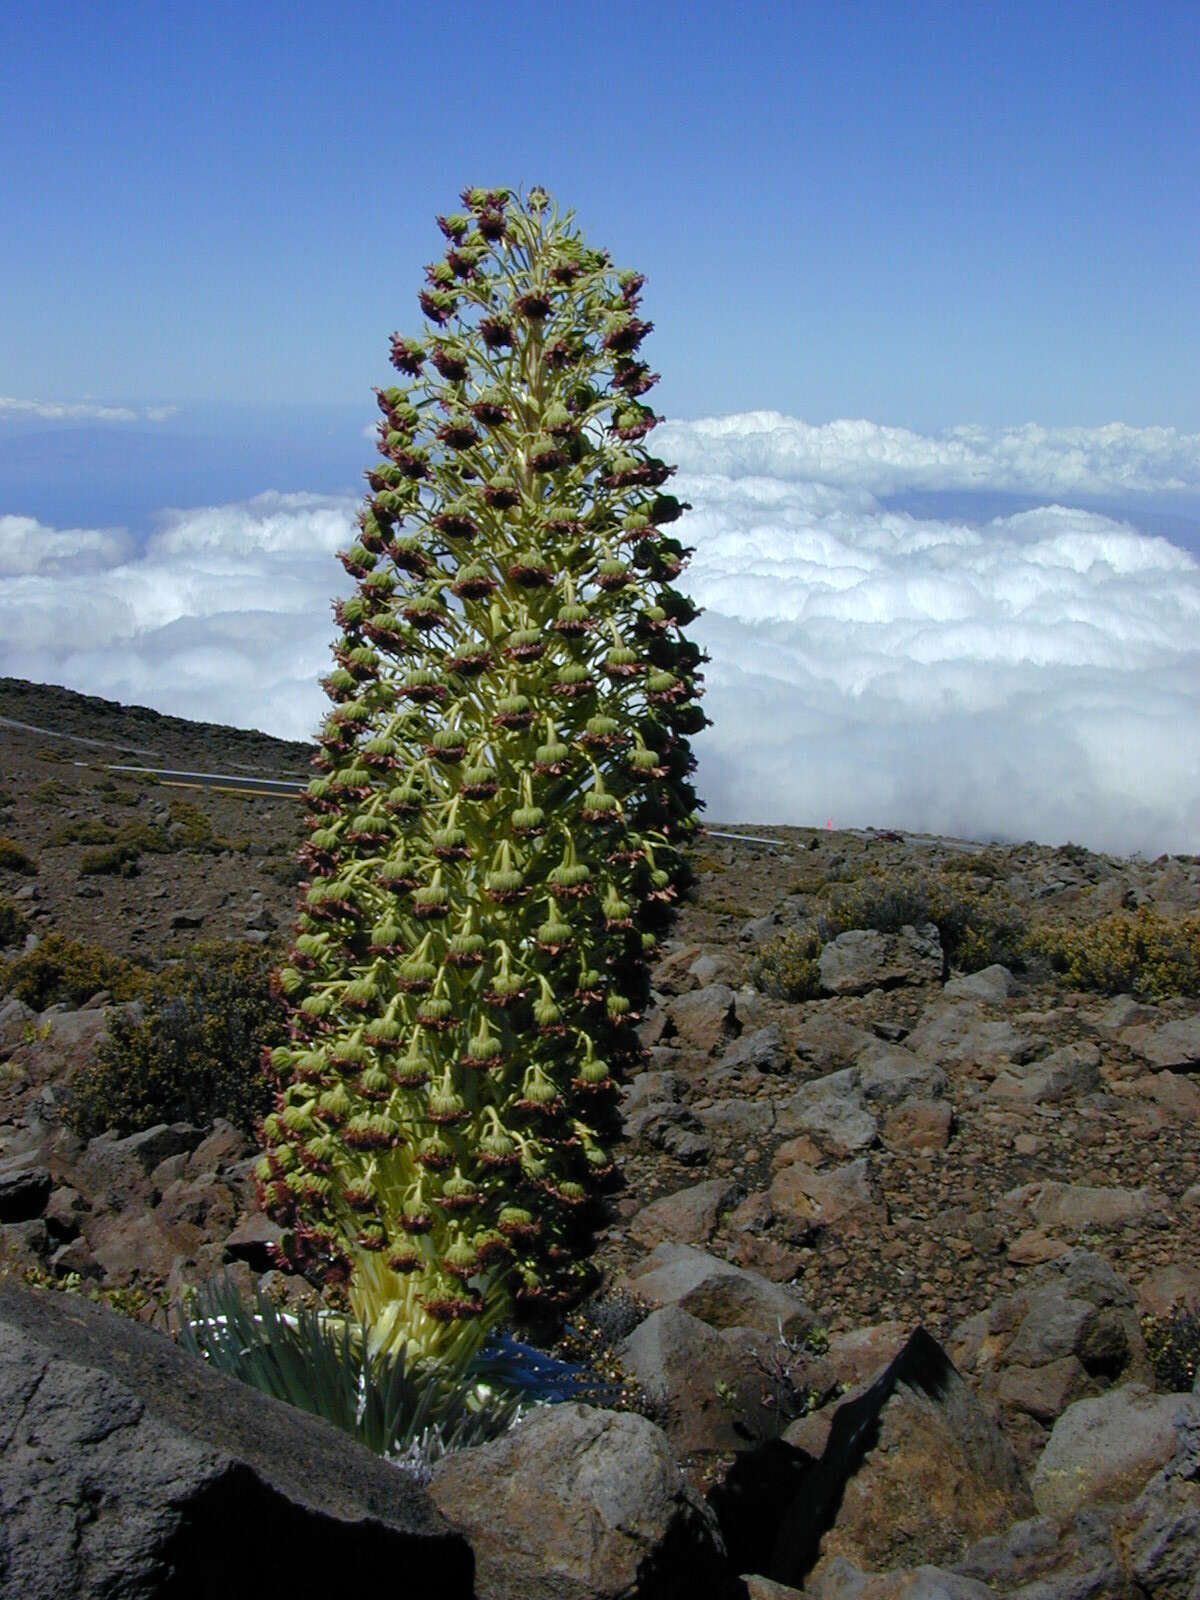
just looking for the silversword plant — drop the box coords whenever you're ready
[258,185,706,1364]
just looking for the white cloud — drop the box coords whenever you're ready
[1,417,1198,855]
[0,397,178,424]
[678,450,1200,854]
[657,412,1200,499]
[0,491,357,742]
[0,514,134,576]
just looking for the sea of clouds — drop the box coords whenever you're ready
[2,411,1198,857]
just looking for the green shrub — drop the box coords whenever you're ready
[79,842,142,876]
[938,850,1005,880]
[0,932,146,1010]
[167,796,220,850]
[65,941,286,1139]
[1031,906,1200,1001]
[76,818,175,875]
[0,896,28,950]
[818,868,1027,973]
[1142,1306,1200,1393]
[750,926,823,1001]
[0,836,36,875]
[51,819,119,847]
[0,1259,162,1321]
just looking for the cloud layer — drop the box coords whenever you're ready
[1,414,1198,856]
[656,412,1200,499]
[0,396,178,424]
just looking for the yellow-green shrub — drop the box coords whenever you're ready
[76,819,174,875]
[0,932,146,1010]
[1142,1306,1200,1393]
[818,868,1027,973]
[79,842,142,876]
[750,927,823,1001]
[66,940,286,1139]
[1032,906,1200,1001]
[0,895,29,949]
[0,836,36,875]
[51,819,117,847]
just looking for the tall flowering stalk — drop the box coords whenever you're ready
[258,186,706,1364]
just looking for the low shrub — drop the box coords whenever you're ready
[0,932,146,1010]
[65,940,286,1139]
[938,850,1005,880]
[818,868,1028,973]
[0,895,28,950]
[51,819,119,847]
[1031,906,1200,1001]
[750,926,823,1001]
[0,1259,162,1321]
[167,796,219,851]
[1142,1305,1200,1393]
[0,836,36,875]
[77,819,174,875]
[79,842,142,876]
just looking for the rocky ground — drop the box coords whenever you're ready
[3,677,1200,1597]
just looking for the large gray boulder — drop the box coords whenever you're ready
[818,925,943,997]
[618,1242,815,1337]
[428,1402,739,1600]
[0,1280,472,1599]
[773,1328,1033,1588]
[774,1071,878,1156]
[1031,1385,1198,1518]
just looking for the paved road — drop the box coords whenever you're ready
[104,764,307,799]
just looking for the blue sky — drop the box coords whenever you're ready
[2,1,1198,852]
[3,0,1197,432]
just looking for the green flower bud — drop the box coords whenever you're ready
[318,1081,353,1120]
[533,988,564,1028]
[511,802,546,833]
[358,1064,392,1097]
[281,1100,317,1134]
[497,1205,538,1239]
[415,992,455,1027]
[534,734,571,769]
[447,929,487,965]
[477,1127,518,1166]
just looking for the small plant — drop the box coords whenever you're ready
[939,850,1004,880]
[66,941,285,1138]
[0,1258,162,1321]
[0,894,29,949]
[716,1320,838,1442]
[167,796,220,851]
[51,819,120,847]
[1032,906,1200,1001]
[0,932,146,1010]
[79,841,142,876]
[72,819,174,875]
[0,836,36,875]
[176,1275,607,1476]
[1142,1306,1200,1393]
[750,927,823,1001]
